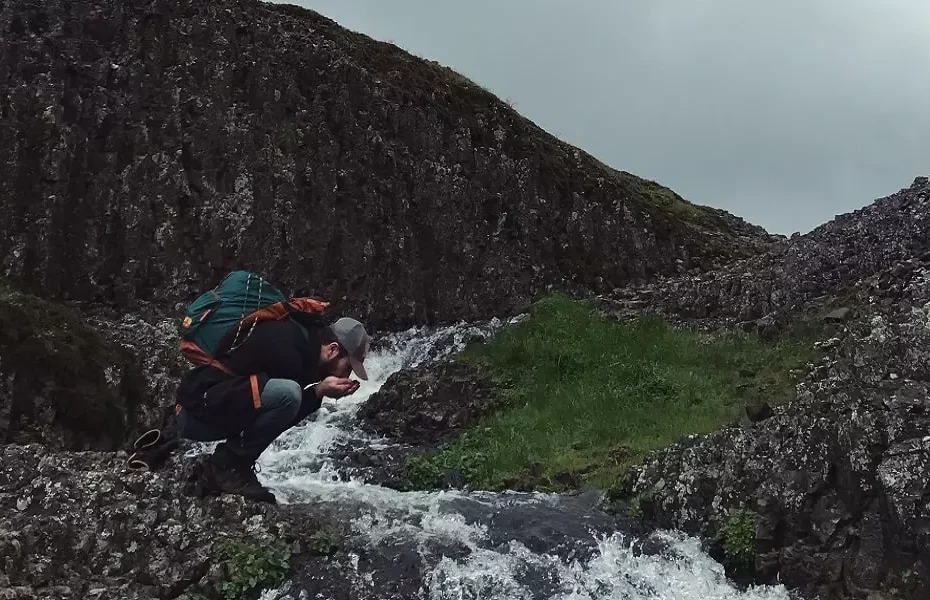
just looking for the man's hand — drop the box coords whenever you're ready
[314,376,360,399]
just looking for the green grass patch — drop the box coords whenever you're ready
[405,295,826,491]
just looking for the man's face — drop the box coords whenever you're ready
[320,342,352,379]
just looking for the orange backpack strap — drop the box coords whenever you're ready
[287,297,330,314]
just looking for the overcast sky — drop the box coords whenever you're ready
[283,0,930,235]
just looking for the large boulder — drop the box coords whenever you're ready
[0,0,773,331]
[358,361,496,445]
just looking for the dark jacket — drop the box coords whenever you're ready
[176,315,326,436]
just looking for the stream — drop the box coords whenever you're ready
[191,321,799,600]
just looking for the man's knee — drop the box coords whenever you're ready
[261,378,302,418]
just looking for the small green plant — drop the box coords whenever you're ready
[307,528,341,556]
[625,496,644,518]
[719,508,758,565]
[404,434,492,489]
[619,489,656,518]
[213,536,294,600]
[270,122,300,153]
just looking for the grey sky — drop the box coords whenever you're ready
[282,0,930,235]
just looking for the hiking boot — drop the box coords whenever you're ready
[203,444,276,504]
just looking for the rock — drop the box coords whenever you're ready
[553,471,583,490]
[0,0,774,331]
[0,444,339,599]
[602,176,930,329]
[327,441,421,490]
[84,306,189,435]
[744,400,773,422]
[357,361,496,445]
[824,307,853,322]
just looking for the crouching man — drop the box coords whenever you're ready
[175,314,371,503]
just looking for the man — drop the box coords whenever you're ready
[175,313,371,503]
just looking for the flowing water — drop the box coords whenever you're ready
[195,320,800,600]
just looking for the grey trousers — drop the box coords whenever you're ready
[177,378,302,464]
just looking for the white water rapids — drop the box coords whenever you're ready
[192,320,798,600]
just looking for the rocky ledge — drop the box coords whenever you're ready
[358,361,497,446]
[332,361,498,490]
[0,280,179,452]
[0,444,348,600]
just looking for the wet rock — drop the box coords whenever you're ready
[0,0,773,332]
[358,361,497,445]
[328,441,422,490]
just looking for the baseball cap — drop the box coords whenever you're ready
[331,317,370,380]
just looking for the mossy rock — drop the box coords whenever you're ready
[0,278,146,449]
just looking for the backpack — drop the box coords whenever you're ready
[177,270,329,373]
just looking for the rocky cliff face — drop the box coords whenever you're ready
[0,0,772,330]
[605,177,930,599]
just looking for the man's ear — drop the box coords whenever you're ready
[322,342,339,360]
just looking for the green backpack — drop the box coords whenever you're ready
[178,270,328,372]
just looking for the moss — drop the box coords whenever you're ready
[306,528,341,556]
[0,277,143,446]
[719,508,758,566]
[183,527,341,600]
[612,488,656,518]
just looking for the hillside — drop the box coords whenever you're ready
[0,0,771,329]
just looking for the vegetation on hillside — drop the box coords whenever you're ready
[0,277,143,445]
[405,295,827,492]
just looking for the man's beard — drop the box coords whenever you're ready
[317,355,342,378]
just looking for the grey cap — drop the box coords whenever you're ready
[331,317,370,380]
